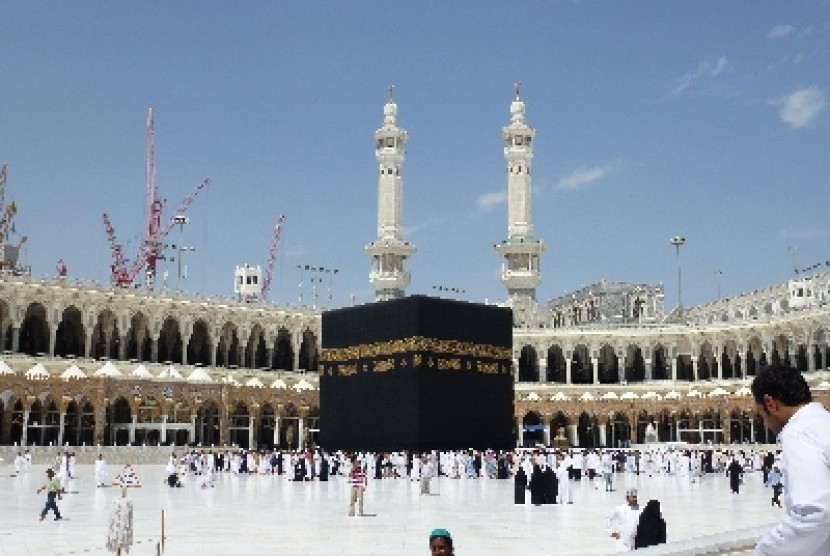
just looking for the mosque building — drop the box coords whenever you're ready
[0,88,828,452]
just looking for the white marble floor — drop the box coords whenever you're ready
[0,464,779,555]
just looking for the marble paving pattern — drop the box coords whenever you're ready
[0,464,780,555]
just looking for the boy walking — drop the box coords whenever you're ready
[37,469,63,521]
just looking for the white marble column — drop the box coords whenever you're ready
[273,417,280,448]
[691,357,699,381]
[591,357,599,384]
[57,412,65,446]
[161,415,168,445]
[298,418,305,451]
[538,357,547,383]
[671,358,677,381]
[129,414,137,445]
[248,415,255,450]
[565,359,572,385]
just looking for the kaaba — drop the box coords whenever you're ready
[319,295,514,452]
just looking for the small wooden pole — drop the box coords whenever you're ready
[161,509,165,553]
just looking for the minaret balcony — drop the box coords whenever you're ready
[500,269,542,290]
[366,240,416,257]
[495,238,545,256]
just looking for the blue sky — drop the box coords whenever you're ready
[1,2,828,311]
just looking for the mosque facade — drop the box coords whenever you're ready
[1,89,828,451]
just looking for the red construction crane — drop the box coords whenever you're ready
[101,212,132,286]
[261,215,285,302]
[102,108,209,288]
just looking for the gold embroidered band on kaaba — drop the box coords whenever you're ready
[320,336,512,377]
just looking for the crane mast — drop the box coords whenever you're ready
[261,215,286,301]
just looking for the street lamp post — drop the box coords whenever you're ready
[670,236,685,317]
[714,269,723,300]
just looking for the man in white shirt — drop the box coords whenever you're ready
[753,364,830,556]
[607,488,641,552]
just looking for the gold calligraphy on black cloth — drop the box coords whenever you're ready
[321,336,511,377]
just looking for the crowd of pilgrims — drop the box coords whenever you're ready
[162,445,782,494]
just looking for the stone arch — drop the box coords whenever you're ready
[8,398,24,444]
[19,302,49,356]
[158,315,183,364]
[246,323,268,369]
[730,408,753,444]
[63,397,95,446]
[546,345,566,383]
[228,400,250,448]
[522,410,543,447]
[598,344,618,384]
[0,299,12,351]
[187,318,212,367]
[91,308,119,360]
[608,411,631,448]
[811,328,828,371]
[571,344,591,384]
[698,341,715,380]
[298,328,318,372]
[125,312,152,362]
[624,344,645,382]
[107,396,133,446]
[746,336,764,376]
[771,334,789,365]
[721,339,740,379]
[195,400,220,446]
[28,396,60,446]
[651,344,669,380]
[518,345,539,383]
[550,410,570,444]
[577,411,598,448]
[274,327,294,371]
[55,305,85,358]
[675,336,693,381]
[217,321,240,368]
[258,402,276,449]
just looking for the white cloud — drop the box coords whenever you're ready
[476,191,507,212]
[672,57,729,94]
[779,86,826,129]
[556,163,617,191]
[767,24,795,39]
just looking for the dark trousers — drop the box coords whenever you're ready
[772,484,783,506]
[41,492,61,519]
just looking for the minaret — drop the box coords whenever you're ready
[366,86,416,301]
[495,84,545,310]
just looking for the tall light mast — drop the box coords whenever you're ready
[366,86,416,301]
[495,84,545,316]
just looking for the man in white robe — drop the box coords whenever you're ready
[607,488,642,552]
[94,454,108,487]
[556,453,573,504]
[753,364,830,556]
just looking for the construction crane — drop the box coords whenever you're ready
[101,212,132,286]
[102,109,209,288]
[260,215,286,302]
[0,163,25,272]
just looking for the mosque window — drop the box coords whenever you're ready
[386,137,395,147]
[526,137,532,146]
[377,139,383,149]
[515,136,523,146]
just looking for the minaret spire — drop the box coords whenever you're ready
[495,85,546,320]
[366,87,416,301]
